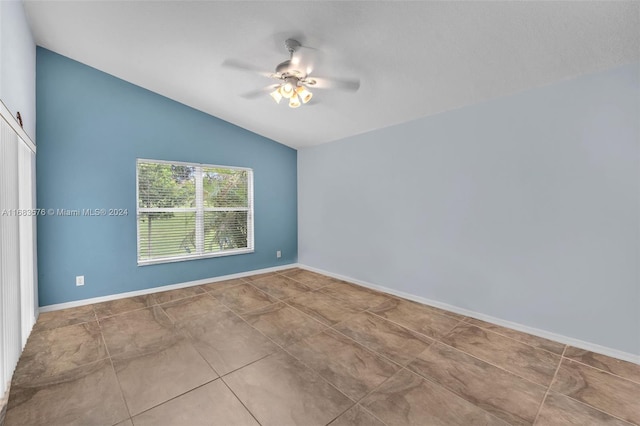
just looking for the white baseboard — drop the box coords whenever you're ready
[299,264,640,365]
[39,263,300,313]
[39,261,639,365]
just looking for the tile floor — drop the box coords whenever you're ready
[5,268,640,426]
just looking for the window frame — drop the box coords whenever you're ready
[136,158,254,266]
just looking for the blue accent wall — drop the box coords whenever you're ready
[36,48,297,306]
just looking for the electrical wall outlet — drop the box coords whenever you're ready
[276,250,282,259]
[76,275,84,286]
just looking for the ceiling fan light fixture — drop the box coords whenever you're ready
[225,38,361,109]
[270,88,283,104]
[296,85,313,103]
[280,81,295,98]
[289,93,301,108]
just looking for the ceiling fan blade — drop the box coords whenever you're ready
[293,45,322,76]
[308,76,360,92]
[221,59,272,78]
[240,85,279,99]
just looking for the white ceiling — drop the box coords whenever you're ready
[24,1,640,149]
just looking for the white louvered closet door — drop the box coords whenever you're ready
[0,109,37,405]
[18,141,36,346]
[0,116,21,400]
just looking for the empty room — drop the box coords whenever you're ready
[0,1,638,425]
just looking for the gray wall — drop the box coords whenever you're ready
[0,0,37,315]
[298,62,639,355]
[0,0,36,140]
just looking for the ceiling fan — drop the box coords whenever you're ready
[222,39,360,108]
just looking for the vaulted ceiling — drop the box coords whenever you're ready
[24,1,640,149]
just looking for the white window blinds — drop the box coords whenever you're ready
[136,159,254,265]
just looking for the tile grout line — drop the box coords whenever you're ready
[24,269,636,425]
[200,281,246,295]
[217,375,264,426]
[98,278,349,424]
[331,284,465,339]
[164,306,225,380]
[322,301,458,371]
[425,315,567,390]
[379,291,463,321]
[220,283,436,378]
[243,274,340,304]
[279,288,365,327]
[548,356,640,424]
[355,361,508,426]
[537,350,640,425]
[219,352,275,380]
[357,404,391,426]
[244,280,308,306]
[374,294,463,319]
[199,279,251,302]
[204,283,280,317]
[219,311,360,426]
[281,292,368,326]
[236,279,345,335]
[542,389,638,425]
[95,305,152,321]
[276,337,360,403]
[357,357,480,422]
[280,300,346,329]
[96,299,223,422]
[235,302,331,357]
[257,288,432,413]
[325,319,415,371]
[95,314,134,424]
[250,273,315,290]
[443,316,468,335]
[399,360,512,425]
[27,308,98,334]
[462,316,567,358]
[308,319,409,373]
[93,290,206,322]
[103,300,221,421]
[93,294,179,314]
[404,339,558,424]
[344,368,406,424]
[220,294,325,353]
[363,308,466,344]
[16,272,382,425]
[323,407,354,426]
[31,317,96,333]
[321,403,366,426]
[532,344,567,425]
[151,286,210,307]
[126,377,220,420]
[168,284,280,380]
[561,356,640,386]
[350,296,560,397]
[279,274,342,292]
[321,282,389,303]
[215,299,360,418]
[430,331,557,390]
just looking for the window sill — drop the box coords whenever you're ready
[137,248,254,266]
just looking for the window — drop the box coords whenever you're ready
[136,159,253,265]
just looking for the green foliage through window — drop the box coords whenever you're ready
[137,160,253,264]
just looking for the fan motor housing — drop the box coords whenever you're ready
[276,61,305,78]
[275,39,306,78]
